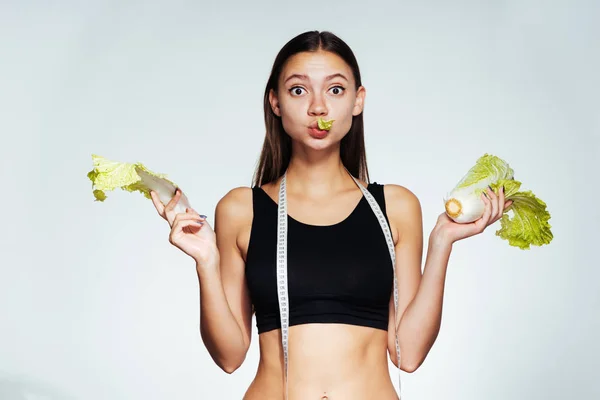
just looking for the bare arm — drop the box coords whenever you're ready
[383,185,427,372]
[394,234,451,371]
[388,223,451,372]
[198,187,254,373]
[385,184,509,372]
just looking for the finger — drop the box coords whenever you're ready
[149,191,165,217]
[474,192,493,233]
[173,211,206,225]
[182,219,204,234]
[186,208,207,220]
[494,185,506,223]
[504,200,513,210]
[172,217,205,237]
[486,186,498,221]
[164,189,183,224]
[165,189,182,212]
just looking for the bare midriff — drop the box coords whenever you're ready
[242,323,399,400]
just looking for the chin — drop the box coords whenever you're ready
[297,133,343,152]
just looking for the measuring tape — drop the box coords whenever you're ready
[276,171,402,399]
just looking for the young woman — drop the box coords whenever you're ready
[150,31,511,400]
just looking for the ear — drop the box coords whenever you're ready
[352,86,366,116]
[269,88,281,117]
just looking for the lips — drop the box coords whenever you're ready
[308,126,329,139]
[307,119,333,138]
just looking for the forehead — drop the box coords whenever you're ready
[280,51,354,83]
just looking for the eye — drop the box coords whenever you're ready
[289,86,306,96]
[329,86,345,95]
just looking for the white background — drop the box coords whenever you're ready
[1,0,599,399]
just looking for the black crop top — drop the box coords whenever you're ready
[245,183,394,334]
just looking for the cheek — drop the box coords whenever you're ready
[281,118,297,136]
[334,102,357,132]
[279,100,306,130]
[336,119,353,138]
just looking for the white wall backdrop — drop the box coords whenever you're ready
[1,0,598,399]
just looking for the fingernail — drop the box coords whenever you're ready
[199,215,207,219]
[488,185,493,191]
[196,220,204,225]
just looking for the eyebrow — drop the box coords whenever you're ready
[283,73,349,84]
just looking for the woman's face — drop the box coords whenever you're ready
[269,50,365,150]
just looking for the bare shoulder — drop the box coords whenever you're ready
[215,186,254,239]
[215,187,253,221]
[214,186,254,258]
[381,184,421,212]
[381,184,423,243]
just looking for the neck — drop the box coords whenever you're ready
[284,146,352,197]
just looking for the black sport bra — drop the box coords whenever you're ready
[245,183,394,334]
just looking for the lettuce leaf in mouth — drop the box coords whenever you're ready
[317,117,335,131]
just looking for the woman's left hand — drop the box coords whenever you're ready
[431,186,513,246]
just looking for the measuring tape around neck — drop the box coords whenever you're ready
[276,170,402,399]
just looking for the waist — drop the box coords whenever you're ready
[244,324,398,400]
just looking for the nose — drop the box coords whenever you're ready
[308,94,328,116]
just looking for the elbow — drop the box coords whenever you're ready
[393,353,424,373]
[395,337,437,373]
[221,363,240,374]
[217,353,247,375]
[400,358,421,373]
[215,354,246,374]
[201,329,248,375]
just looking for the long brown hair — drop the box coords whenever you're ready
[252,30,369,187]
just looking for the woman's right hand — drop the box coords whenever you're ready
[150,189,219,270]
